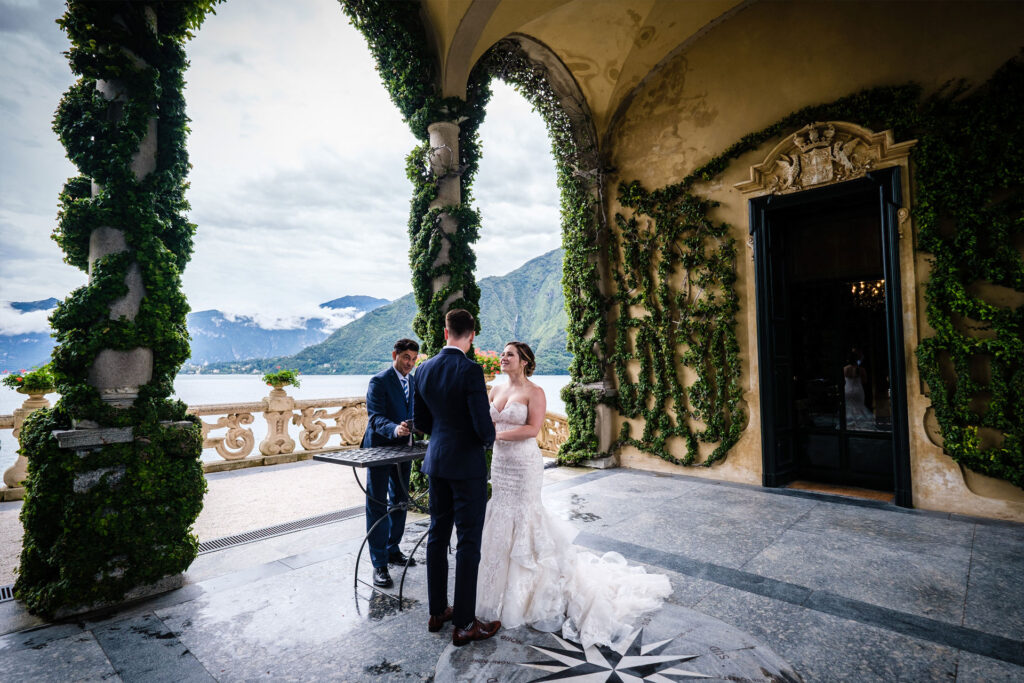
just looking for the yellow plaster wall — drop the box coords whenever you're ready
[606,0,1024,520]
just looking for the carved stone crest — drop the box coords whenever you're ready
[736,122,916,195]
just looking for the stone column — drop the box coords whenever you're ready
[84,71,157,412]
[427,120,463,309]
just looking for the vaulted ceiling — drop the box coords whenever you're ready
[420,0,747,138]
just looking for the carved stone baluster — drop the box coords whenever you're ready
[260,386,296,455]
[293,407,331,451]
[536,412,569,455]
[339,402,368,446]
[214,413,255,460]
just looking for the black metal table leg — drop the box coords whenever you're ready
[352,461,429,610]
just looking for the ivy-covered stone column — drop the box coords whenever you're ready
[14,1,214,618]
[85,43,158,411]
[426,120,464,307]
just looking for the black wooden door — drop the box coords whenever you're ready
[752,171,911,504]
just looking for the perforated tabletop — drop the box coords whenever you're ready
[312,443,427,468]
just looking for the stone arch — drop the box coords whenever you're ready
[466,34,618,462]
[475,34,600,175]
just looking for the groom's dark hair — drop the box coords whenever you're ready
[445,308,475,339]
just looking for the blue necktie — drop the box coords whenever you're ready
[401,375,409,402]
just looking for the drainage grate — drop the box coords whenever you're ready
[197,505,364,554]
[0,584,13,603]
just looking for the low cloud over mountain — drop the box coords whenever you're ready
[0,295,389,372]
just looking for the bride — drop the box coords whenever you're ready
[476,341,671,648]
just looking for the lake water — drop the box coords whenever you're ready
[0,374,570,474]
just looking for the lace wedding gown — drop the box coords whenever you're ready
[476,401,671,648]
[844,373,875,431]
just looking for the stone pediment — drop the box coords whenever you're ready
[735,121,916,195]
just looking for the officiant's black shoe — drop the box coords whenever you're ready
[428,606,453,632]
[388,550,417,567]
[372,567,393,588]
[452,618,501,646]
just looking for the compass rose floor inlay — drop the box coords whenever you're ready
[434,603,802,682]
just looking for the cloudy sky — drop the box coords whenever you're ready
[0,0,560,331]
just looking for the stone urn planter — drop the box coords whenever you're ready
[16,386,54,403]
[4,386,56,491]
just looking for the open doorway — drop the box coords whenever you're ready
[752,170,912,505]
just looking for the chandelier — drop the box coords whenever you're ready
[849,279,886,309]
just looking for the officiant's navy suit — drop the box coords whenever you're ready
[413,346,495,628]
[361,366,415,569]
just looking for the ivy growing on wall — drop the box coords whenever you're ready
[914,58,1024,488]
[612,58,1023,486]
[16,1,217,616]
[610,184,742,466]
[608,84,922,467]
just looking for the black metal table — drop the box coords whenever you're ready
[313,443,429,608]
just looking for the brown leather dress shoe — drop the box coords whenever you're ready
[452,618,501,646]
[428,606,453,632]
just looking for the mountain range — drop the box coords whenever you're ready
[1,249,570,375]
[0,295,388,372]
[206,248,571,375]
[182,295,389,368]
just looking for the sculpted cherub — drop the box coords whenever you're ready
[775,153,801,190]
[832,138,859,175]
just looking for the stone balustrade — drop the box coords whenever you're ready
[186,393,368,468]
[537,412,569,456]
[1,387,570,499]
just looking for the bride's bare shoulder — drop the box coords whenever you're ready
[527,381,546,405]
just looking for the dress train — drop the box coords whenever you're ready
[476,401,671,648]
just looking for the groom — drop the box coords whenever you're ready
[413,308,500,646]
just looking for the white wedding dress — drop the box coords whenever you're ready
[476,401,671,649]
[844,372,875,431]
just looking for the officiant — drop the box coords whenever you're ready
[361,337,420,588]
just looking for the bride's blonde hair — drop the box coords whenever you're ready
[505,341,536,377]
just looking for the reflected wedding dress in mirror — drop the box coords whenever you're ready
[475,400,671,648]
[843,364,875,430]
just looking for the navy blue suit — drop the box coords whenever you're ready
[413,347,495,627]
[361,366,415,569]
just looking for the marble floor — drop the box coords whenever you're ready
[2,467,1022,681]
